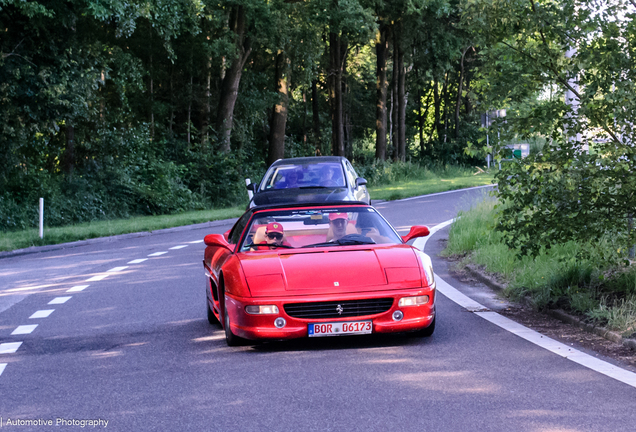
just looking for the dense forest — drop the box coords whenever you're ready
[2,0,636,257]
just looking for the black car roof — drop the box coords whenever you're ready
[249,200,370,213]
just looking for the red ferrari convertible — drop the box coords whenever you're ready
[203,202,436,346]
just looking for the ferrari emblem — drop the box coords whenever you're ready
[334,282,339,286]
[273,224,279,228]
[336,304,344,315]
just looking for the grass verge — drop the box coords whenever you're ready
[0,207,244,253]
[368,167,494,201]
[444,197,636,336]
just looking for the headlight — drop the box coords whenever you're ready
[398,295,429,307]
[245,305,279,315]
[416,251,435,287]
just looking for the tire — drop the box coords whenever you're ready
[206,299,219,325]
[224,306,245,347]
[418,316,435,337]
[414,311,436,338]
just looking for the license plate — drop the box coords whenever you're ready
[308,321,372,337]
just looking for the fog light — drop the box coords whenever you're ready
[274,317,287,328]
[398,295,429,307]
[392,310,404,321]
[245,305,279,315]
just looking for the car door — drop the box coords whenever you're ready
[345,160,370,204]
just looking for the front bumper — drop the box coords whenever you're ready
[224,287,436,341]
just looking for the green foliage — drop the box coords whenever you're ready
[446,197,636,333]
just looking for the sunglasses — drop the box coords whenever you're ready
[267,232,283,240]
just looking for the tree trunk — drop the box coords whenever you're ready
[64,123,75,181]
[216,5,252,153]
[442,73,449,143]
[375,24,389,161]
[187,72,192,148]
[419,87,432,157]
[268,50,289,166]
[311,80,321,153]
[201,56,211,148]
[433,77,441,141]
[391,35,398,161]
[397,37,406,162]
[169,65,174,137]
[455,47,470,138]
[149,30,154,141]
[329,31,345,156]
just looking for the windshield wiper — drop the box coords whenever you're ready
[302,235,376,248]
[247,243,294,249]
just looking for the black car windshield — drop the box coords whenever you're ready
[261,162,346,190]
[239,207,402,251]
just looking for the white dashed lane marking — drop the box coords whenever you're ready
[12,325,37,335]
[86,274,109,282]
[128,258,148,264]
[148,252,167,257]
[49,297,72,305]
[107,266,129,272]
[170,245,188,250]
[29,310,54,319]
[0,364,6,377]
[0,342,22,354]
[67,285,89,293]
[189,240,204,244]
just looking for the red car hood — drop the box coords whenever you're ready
[239,245,422,297]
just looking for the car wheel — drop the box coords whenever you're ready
[224,307,245,347]
[206,300,219,325]
[414,312,436,338]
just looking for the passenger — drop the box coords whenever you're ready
[328,212,349,241]
[264,222,285,247]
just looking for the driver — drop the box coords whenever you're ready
[328,212,349,241]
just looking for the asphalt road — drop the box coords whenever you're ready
[1,185,636,431]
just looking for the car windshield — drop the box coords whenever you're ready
[239,207,402,251]
[260,162,346,190]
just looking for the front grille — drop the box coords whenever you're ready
[284,298,394,319]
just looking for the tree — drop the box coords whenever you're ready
[462,0,636,258]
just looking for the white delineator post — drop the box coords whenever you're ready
[39,198,44,239]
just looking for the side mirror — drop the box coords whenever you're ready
[246,182,256,192]
[401,226,430,243]
[204,234,232,250]
[223,229,231,242]
[355,177,367,188]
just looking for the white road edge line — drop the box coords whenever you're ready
[49,296,72,305]
[128,258,148,264]
[0,342,23,354]
[11,325,37,335]
[29,309,55,319]
[419,217,636,389]
[170,245,188,250]
[67,285,89,293]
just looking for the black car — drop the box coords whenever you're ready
[246,156,370,208]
